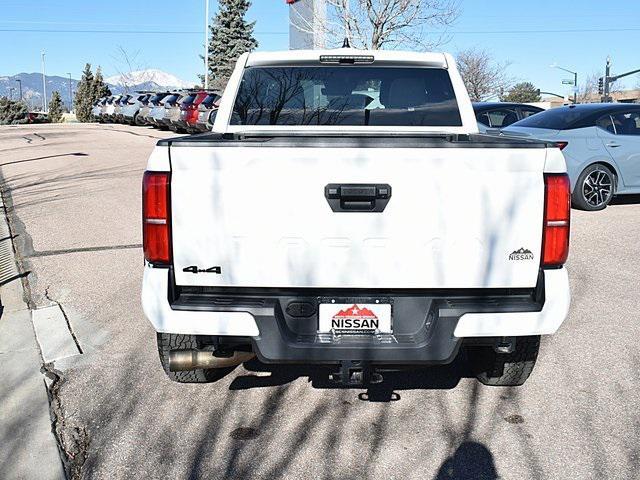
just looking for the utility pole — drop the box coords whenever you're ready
[204,0,209,89]
[67,73,73,112]
[41,50,47,112]
[15,79,22,101]
[602,55,640,103]
[603,56,612,102]
[344,0,351,44]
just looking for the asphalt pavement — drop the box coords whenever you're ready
[0,123,639,480]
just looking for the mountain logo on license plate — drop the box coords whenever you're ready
[331,304,379,330]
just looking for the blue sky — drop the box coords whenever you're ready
[1,0,639,94]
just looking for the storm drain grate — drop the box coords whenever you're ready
[0,196,20,285]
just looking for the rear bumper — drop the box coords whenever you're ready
[142,267,570,364]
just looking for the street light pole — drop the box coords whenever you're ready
[41,50,47,112]
[67,73,73,112]
[204,0,209,89]
[16,79,22,101]
[551,63,578,104]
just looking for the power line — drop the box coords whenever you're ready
[0,28,287,35]
[1,27,640,35]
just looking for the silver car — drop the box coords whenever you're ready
[140,92,170,125]
[503,103,640,210]
[149,95,174,128]
[91,98,106,121]
[122,93,151,125]
[103,95,122,123]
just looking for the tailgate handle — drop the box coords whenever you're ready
[325,184,391,213]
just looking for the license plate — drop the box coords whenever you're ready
[318,302,392,333]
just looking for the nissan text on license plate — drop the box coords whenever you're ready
[318,302,392,334]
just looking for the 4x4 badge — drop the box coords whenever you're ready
[509,248,534,261]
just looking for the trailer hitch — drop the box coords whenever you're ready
[329,361,384,386]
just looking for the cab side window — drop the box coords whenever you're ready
[611,111,640,136]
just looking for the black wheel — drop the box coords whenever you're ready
[466,336,540,386]
[572,163,615,211]
[156,333,235,383]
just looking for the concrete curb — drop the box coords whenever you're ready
[0,176,67,479]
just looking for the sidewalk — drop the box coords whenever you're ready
[0,190,66,479]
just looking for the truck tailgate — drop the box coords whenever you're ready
[170,144,546,289]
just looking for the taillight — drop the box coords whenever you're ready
[143,171,171,265]
[555,141,568,151]
[542,173,570,267]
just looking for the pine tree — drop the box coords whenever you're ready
[92,67,112,99]
[0,97,29,125]
[502,82,541,103]
[74,63,95,122]
[206,0,258,89]
[48,91,64,123]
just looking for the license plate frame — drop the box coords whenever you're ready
[318,297,392,334]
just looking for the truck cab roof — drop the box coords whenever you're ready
[245,48,449,68]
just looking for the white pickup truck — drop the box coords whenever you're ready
[142,48,571,387]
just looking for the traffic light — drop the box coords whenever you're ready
[598,77,604,95]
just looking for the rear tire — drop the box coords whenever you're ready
[156,333,235,383]
[466,336,540,386]
[572,163,615,211]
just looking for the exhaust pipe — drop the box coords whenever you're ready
[169,349,255,372]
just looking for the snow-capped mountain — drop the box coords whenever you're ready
[1,69,197,109]
[0,73,79,109]
[105,69,193,89]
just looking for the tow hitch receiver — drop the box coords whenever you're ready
[329,361,384,386]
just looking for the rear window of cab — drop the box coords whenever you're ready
[231,66,462,127]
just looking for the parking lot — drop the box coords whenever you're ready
[1,123,640,479]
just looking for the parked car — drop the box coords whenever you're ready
[122,93,151,125]
[142,48,571,388]
[103,95,122,122]
[25,111,49,124]
[114,94,133,123]
[503,103,640,210]
[140,92,170,125]
[161,92,186,132]
[195,92,222,132]
[91,98,106,121]
[99,96,114,122]
[177,90,209,133]
[473,102,544,133]
[148,93,174,127]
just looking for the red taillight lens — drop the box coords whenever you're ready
[143,171,171,265]
[542,173,570,267]
[555,141,568,151]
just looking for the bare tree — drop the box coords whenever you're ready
[291,0,460,50]
[455,48,513,102]
[577,72,600,104]
[577,71,624,103]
